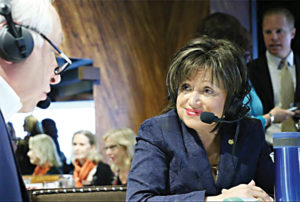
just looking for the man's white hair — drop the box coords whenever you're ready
[0,0,55,47]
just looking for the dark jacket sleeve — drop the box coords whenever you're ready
[47,166,63,175]
[126,118,205,202]
[92,162,114,186]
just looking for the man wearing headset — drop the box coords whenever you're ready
[0,0,71,201]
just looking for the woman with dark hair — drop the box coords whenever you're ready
[126,36,274,201]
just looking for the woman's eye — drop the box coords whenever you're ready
[204,87,214,95]
[181,83,191,91]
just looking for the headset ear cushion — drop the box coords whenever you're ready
[226,95,249,120]
[0,25,34,62]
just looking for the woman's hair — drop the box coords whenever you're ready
[196,12,252,52]
[103,128,137,172]
[28,134,61,167]
[24,115,44,136]
[0,0,56,47]
[72,130,103,163]
[164,36,250,124]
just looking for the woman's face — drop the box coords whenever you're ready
[176,69,227,133]
[72,134,93,162]
[27,146,40,165]
[105,137,128,167]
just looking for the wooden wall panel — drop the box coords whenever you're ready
[54,0,209,147]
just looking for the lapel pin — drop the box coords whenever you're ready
[228,139,234,145]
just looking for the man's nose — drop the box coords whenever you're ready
[270,31,278,40]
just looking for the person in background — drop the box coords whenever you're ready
[7,121,18,152]
[0,0,69,199]
[126,36,274,201]
[27,134,62,175]
[72,130,113,187]
[196,12,292,132]
[23,115,44,137]
[42,118,69,173]
[248,7,298,145]
[15,115,44,175]
[103,128,137,185]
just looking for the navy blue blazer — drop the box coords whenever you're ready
[248,54,300,114]
[0,110,29,201]
[127,109,274,201]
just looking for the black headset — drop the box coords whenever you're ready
[0,0,34,62]
[224,69,251,121]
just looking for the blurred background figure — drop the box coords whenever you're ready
[42,118,69,173]
[27,134,62,176]
[248,7,298,145]
[196,12,252,62]
[103,128,137,185]
[15,115,44,174]
[23,115,44,137]
[72,130,113,187]
[7,122,18,152]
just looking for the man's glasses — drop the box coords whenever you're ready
[24,26,72,75]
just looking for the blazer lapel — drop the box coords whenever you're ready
[216,125,238,190]
[180,121,217,194]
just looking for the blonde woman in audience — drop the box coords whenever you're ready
[27,134,62,175]
[72,130,113,187]
[103,128,137,185]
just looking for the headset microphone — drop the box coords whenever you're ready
[200,112,243,124]
[200,111,241,173]
[37,96,51,109]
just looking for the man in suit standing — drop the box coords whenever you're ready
[248,7,299,145]
[0,0,71,200]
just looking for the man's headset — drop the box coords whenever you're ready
[0,0,34,62]
[0,1,51,108]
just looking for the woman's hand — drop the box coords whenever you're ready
[206,180,273,202]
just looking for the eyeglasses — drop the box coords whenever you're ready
[104,144,118,151]
[24,26,72,75]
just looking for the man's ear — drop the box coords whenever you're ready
[0,57,13,64]
[0,24,12,64]
[291,27,296,39]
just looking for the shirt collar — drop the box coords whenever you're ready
[0,76,22,121]
[266,50,294,68]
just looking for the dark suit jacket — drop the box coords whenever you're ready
[0,110,29,201]
[126,109,274,201]
[248,54,300,114]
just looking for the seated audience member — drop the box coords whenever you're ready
[42,118,70,173]
[15,115,44,174]
[126,36,274,201]
[72,130,113,187]
[196,12,291,131]
[103,128,137,185]
[27,134,62,175]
